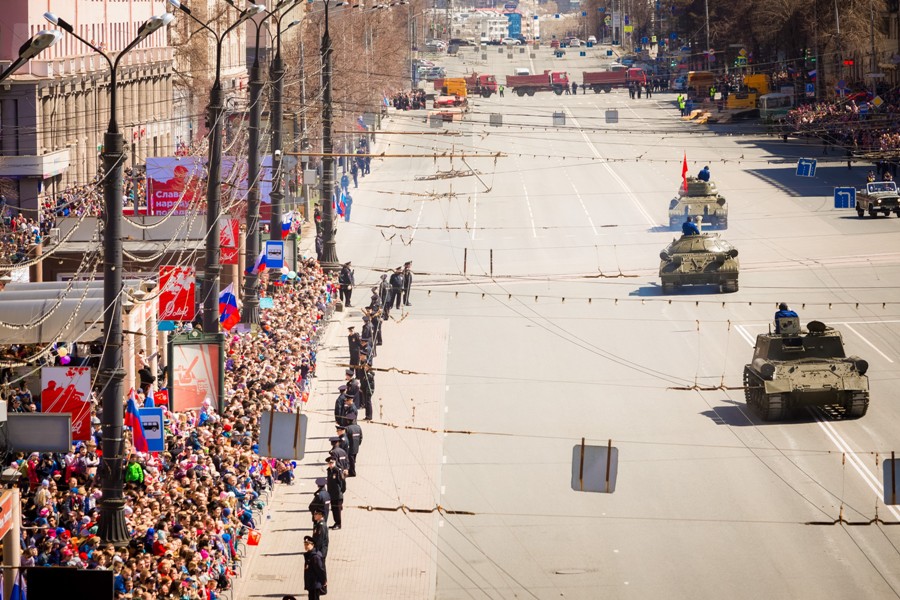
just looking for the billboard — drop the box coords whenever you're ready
[171,342,221,412]
[146,157,206,216]
[220,218,240,265]
[41,366,92,441]
[158,266,196,322]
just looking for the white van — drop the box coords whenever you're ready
[514,67,530,76]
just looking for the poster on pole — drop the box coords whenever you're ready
[158,266,196,322]
[220,218,240,265]
[41,366,92,441]
[146,157,206,216]
[170,341,221,413]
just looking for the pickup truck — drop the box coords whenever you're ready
[506,70,569,96]
[856,181,900,217]
[581,67,646,93]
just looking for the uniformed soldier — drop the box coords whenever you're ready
[347,326,361,366]
[309,477,331,524]
[361,314,373,342]
[325,456,345,530]
[389,267,404,310]
[344,421,363,477]
[355,357,374,421]
[402,261,413,306]
[303,536,327,600]
[312,509,329,559]
[333,385,348,424]
[337,396,358,427]
[334,424,351,454]
[359,336,373,367]
[329,436,350,474]
[338,262,354,307]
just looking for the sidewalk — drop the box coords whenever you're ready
[232,313,449,599]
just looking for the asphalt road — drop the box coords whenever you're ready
[336,45,900,599]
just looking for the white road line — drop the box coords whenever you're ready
[563,107,657,227]
[735,324,898,517]
[839,323,894,363]
[471,189,478,241]
[734,324,756,347]
[410,201,425,243]
[520,172,537,238]
[570,181,598,235]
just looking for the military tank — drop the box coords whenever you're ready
[659,233,739,293]
[743,320,869,421]
[668,177,728,229]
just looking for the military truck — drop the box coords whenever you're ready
[855,180,900,218]
[658,233,739,293]
[743,319,869,421]
[669,177,728,229]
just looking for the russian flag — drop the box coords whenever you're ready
[356,116,368,131]
[246,251,267,276]
[219,283,240,331]
[281,211,293,240]
[125,389,149,453]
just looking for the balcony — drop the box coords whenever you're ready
[0,149,70,179]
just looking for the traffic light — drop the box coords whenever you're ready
[843,59,854,66]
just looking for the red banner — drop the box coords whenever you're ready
[147,157,205,216]
[220,218,240,265]
[158,266,196,322]
[172,343,220,413]
[41,366,92,441]
[153,389,169,408]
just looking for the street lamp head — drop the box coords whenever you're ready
[138,13,176,38]
[16,30,63,61]
[168,0,192,15]
[43,12,74,33]
[286,19,301,30]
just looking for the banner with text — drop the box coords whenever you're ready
[146,157,206,216]
[158,266,196,322]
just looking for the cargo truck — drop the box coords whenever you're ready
[505,70,569,96]
[581,67,647,93]
[433,73,499,97]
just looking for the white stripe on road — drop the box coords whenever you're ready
[839,323,894,363]
[563,107,657,227]
[570,181,598,235]
[518,169,537,238]
[734,324,756,347]
[410,201,425,243]
[735,325,898,518]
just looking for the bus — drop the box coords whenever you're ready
[759,93,794,122]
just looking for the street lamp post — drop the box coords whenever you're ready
[168,0,264,335]
[44,10,174,546]
[318,0,341,270]
[0,30,62,83]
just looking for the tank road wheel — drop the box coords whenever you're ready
[743,367,757,406]
[857,206,865,218]
[759,394,787,421]
[844,393,869,418]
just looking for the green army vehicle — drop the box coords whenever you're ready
[668,177,728,229]
[658,233,739,293]
[743,319,869,421]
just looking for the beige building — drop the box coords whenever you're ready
[0,0,177,215]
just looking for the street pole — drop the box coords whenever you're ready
[704,0,710,71]
[45,10,174,546]
[243,48,263,324]
[319,0,340,270]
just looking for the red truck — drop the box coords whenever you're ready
[433,73,499,97]
[581,67,647,93]
[505,70,570,96]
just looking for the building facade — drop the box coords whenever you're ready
[0,0,177,214]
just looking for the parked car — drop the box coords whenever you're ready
[426,39,446,49]
[501,37,522,46]
[449,38,473,46]
[567,38,582,47]
[587,35,597,44]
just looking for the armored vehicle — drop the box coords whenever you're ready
[659,233,739,293]
[668,177,728,229]
[856,181,900,218]
[743,319,869,421]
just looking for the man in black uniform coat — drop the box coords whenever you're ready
[345,421,363,477]
[347,326,361,366]
[325,456,345,529]
[338,262,354,306]
[329,435,350,474]
[389,267,404,310]
[402,261,413,306]
[312,509,329,559]
[333,385,348,424]
[333,425,350,456]
[309,477,331,525]
[303,536,327,600]
[336,396,358,427]
[355,357,374,421]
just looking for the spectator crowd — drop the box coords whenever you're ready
[8,256,338,599]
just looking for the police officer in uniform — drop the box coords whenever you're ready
[338,262,354,306]
[309,477,331,525]
[329,434,350,474]
[325,456,345,530]
[337,396,358,427]
[389,267,404,310]
[402,261,413,306]
[345,421,363,477]
[303,536,327,600]
[355,357,374,421]
[312,509,329,558]
[347,326,361,366]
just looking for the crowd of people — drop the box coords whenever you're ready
[390,90,427,110]
[782,86,900,154]
[11,256,337,599]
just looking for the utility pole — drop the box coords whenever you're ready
[319,0,340,270]
[704,0,710,71]
[870,0,878,98]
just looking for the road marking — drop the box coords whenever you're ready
[410,201,425,243]
[441,485,446,495]
[839,323,894,363]
[563,107,657,227]
[735,325,898,518]
[734,324,756,346]
[519,170,537,238]
[570,181,598,235]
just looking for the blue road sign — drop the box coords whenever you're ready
[834,187,856,208]
[265,240,285,270]
[607,50,613,56]
[796,158,817,178]
[139,407,165,452]
[641,37,649,44]
[599,6,605,12]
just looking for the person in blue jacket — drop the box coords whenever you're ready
[774,303,799,332]
[697,166,711,181]
[682,217,700,236]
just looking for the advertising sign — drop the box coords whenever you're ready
[139,407,165,452]
[41,366,92,441]
[158,266,196,322]
[0,490,16,540]
[146,157,205,216]
[153,389,169,406]
[220,218,240,265]
[265,241,284,270]
[171,341,221,412]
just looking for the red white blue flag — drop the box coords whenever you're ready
[218,283,240,331]
[125,389,149,453]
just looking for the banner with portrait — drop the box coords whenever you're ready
[146,157,205,216]
[41,366,92,441]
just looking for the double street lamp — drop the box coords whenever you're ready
[43,9,175,545]
[167,0,264,335]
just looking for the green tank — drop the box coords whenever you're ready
[668,177,728,229]
[743,320,869,421]
[658,233,739,293]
